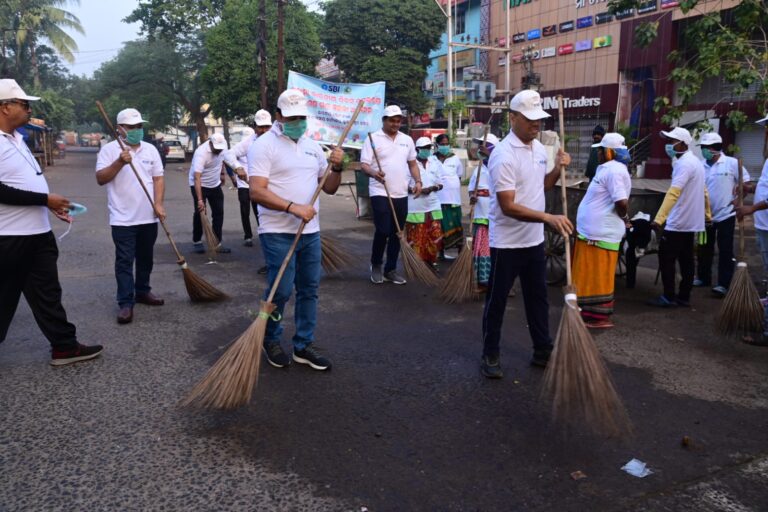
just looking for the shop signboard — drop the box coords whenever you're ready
[558,43,574,56]
[576,16,593,29]
[527,28,541,40]
[575,39,592,52]
[595,12,613,24]
[594,35,612,48]
[512,53,524,63]
[513,33,526,43]
[559,20,574,32]
[541,46,556,58]
[543,24,557,37]
[637,0,658,14]
[615,8,634,19]
[432,71,445,98]
[661,0,679,8]
[498,36,507,47]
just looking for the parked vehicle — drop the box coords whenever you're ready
[164,139,185,162]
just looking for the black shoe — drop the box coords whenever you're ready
[50,343,103,366]
[257,265,268,275]
[293,345,332,370]
[262,343,290,368]
[193,242,205,254]
[480,355,503,379]
[530,349,552,368]
[216,244,231,254]
[244,238,254,247]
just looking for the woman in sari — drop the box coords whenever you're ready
[406,137,444,265]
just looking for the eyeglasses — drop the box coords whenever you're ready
[3,100,31,110]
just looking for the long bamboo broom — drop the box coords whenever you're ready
[321,234,355,274]
[717,158,764,334]
[199,208,219,263]
[96,101,227,302]
[368,132,440,287]
[542,96,630,437]
[438,127,491,303]
[183,100,365,409]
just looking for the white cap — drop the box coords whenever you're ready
[509,90,550,120]
[698,132,722,146]
[254,109,272,126]
[472,133,500,146]
[591,132,626,149]
[756,115,768,126]
[209,132,227,150]
[383,105,403,118]
[241,127,255,138]
[116,108,148,125]
[415,136,432,148]
[277,89,309,117]
[661,126,693,146]
[0,79,40,101]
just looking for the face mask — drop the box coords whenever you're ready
[57,202,87,242]
[123,128,143,145]
[437,145,451,155]
[417,148,432,160]
[282,119,307,140]
[614,148,631,165]
[701,148,718,161]
[664,143,679,159]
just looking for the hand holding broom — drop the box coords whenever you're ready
[96,101,227,302]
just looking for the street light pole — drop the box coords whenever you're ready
[446,2,453,137]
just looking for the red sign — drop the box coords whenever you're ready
[498,36,506,47]
[512,53,523,63]
[558,43,574,55]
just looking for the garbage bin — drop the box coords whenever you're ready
[354,169,371,219]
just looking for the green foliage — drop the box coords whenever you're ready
[614,122,637,148]
[124,0,225,40]
[32,88,74,132]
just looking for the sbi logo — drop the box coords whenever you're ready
[322,84,341,92]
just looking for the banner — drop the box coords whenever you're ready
[286,71,385,149]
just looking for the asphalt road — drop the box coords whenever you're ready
[1,148,767,511]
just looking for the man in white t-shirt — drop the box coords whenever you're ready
[649,127,712,308]
[0,79,103,365]
[189,132,229,254]
[96,108,166,324]
[248,89,344,371]
[480,90,572,379]
[360,105,422,285]
[694,132,750,296]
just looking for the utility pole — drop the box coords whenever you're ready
[277,0,285,93]
[258,0,268,107]
[446,2,453,137]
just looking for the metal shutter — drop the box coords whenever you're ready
[735,127,767,175]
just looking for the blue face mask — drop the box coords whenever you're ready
[665,143,680,159]
[437,145,451,155]
[417,148,432,160]
[282,119,307,140]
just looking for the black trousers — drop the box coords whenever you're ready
[659,230,695,301]
[482,243,552,358]
[696,216,735,288]
[190,185,225,243]
[237,187,259,240]
[0,231,77,349]
[370,195,408,273]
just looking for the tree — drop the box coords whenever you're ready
[322,0,444,113]
[202,0,323,120]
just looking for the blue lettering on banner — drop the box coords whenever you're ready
[577,16,593,29]
[527,28,541,40]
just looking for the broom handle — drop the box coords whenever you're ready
[265,100,365,304]
[557,95,573,286]
[96,101,186,264]
[737,157,744,260]
[368,132,405,236]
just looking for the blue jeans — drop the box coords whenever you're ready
[260,232,321,350]
[755,229,768,334]
[111,223,158,307]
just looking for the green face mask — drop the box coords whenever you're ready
[701,148,718,161]
[417,148,432,159]
[282,119,307,140]
[124,128,144,145]
[437,145,451,155]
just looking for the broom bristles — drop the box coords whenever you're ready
[438,239,482,303]
[183,300,273,409]
[200,212,219,261]
[542,286,631,437]
[321,234,356,274]
[716,262,764,335]
[399,232,440,287]
[182,265,229,302]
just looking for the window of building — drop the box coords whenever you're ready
[455,8,466,35]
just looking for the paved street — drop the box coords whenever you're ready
[1,149,767,511]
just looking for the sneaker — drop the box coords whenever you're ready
[370,264,384,284]
[383,269,407,285]
[257,265,268,275]
[50,343,103,366]
[293,345,332,370]
[193,242,205,254]
[530,349,552,368]
[693,279,708,287]
[646,295,678,308]
[262,342,290,368]
[480,355,503,379]
[712,285,728,297]
[215,244,231,254]
[244,238,253,247]
[439,252,456,261]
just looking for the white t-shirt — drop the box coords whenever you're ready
[704,154,750,223]
[360,130,416,198]
[753,159,768,231]
[488,131,549,249]
[247,123,327,234]
[96,140,163,227]
[189,142,225,188]
[576,160,631,243]
[436,154,463,205]
[0,129,50,235]
[223,134,257,189]
[468,164,490,222]
[408,159,442,214]
[666,151,707,232]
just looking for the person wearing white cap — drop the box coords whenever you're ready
[694,131,750,296]
[648,126,712,308]
[96,107,166,324]
[248,88,345,371]
[571,132,632,328]
[222,109,273,251]
[405,137,444,266]
[480,89,573,379]
[468,133,499,291]
[0,78,103,365]
[189,131,230,254]
[360,104,422,285]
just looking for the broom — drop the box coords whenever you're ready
[182,100,365,409]
[96,101,227,302]
[541,95,630,437]
[368,132,440,287]
[717,158,764,334]
[321,234,355,274]
[199,208,219,263]
[438,127,491,303]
